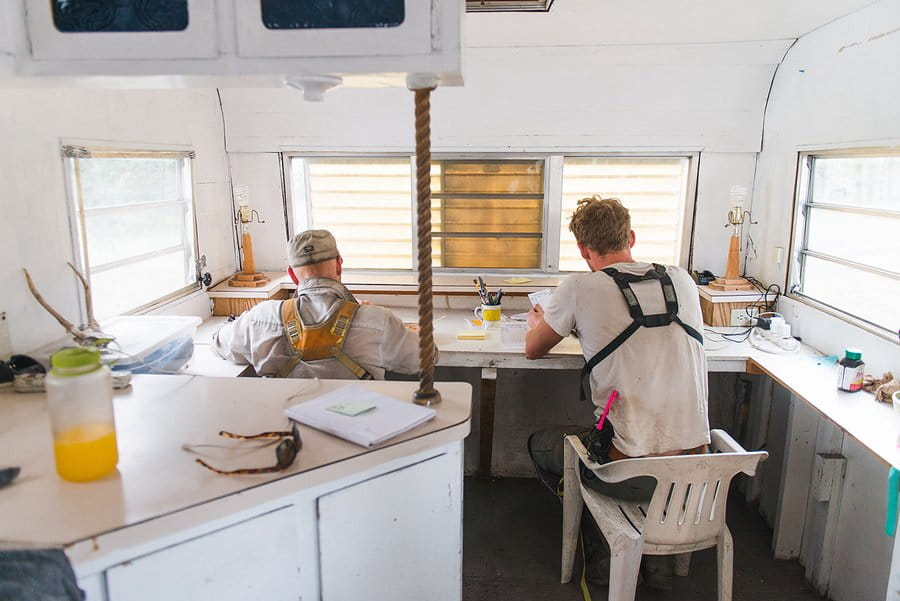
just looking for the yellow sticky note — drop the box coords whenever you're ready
[503,277,532,285]
[456,329,486,340]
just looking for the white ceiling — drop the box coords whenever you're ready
[465,0,882,47]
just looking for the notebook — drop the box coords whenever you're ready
[284,385,436,447]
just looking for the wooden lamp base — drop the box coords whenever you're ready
[229,230,269,287]
[708,276,754,291]
[708,233,754,291]
[228,272,270,288]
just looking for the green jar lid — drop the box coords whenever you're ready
[844,348,863,361]
[51,347,101,371]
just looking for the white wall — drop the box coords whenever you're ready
[219,42,787,272]
[0,88,235,354]
[740,7,900,597]
[228,153,289,272]
[745,0,900,366]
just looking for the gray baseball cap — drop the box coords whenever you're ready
[287,229,339,267]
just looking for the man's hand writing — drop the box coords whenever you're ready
[527,304,544,330]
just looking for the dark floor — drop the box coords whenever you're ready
[463,477,826,601]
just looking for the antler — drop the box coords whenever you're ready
[22,268,90,342]
[67,262,99,330]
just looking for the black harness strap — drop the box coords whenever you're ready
[579,264,704,400]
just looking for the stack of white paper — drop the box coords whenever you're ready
[284,385,437,447]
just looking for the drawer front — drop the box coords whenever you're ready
[106,506,300,601]
[318,451,462,601]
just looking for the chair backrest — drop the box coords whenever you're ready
[590,430,767,547]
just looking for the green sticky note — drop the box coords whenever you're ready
[327,401,377,416]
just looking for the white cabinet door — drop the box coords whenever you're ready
[318,450,463,601]
[106,506,301,601]
[234,0,433,58]
[27,0,218,61]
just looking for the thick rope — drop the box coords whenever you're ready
[413,87,440,406]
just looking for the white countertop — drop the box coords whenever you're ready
[0,375,471,549]
[187,309,900,469]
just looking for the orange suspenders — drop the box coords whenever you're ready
[277,298,373,379]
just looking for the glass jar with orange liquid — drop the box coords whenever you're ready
[46,347,118,482]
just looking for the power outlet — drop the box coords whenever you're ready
[0,312,11,360]
[730,309,755,327]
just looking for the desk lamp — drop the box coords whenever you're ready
[229,186,270,288]
[709,186,755,291]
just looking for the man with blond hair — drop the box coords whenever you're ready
[213,229,422,379]
[525,196,709,589]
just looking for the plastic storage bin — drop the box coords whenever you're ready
[102,315,201,374]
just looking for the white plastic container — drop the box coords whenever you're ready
[46,347,118,482]
[102,315,201,373]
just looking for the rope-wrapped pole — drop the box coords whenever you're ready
[412,86,441,406]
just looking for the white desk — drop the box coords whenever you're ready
[195,311,900,470]
[0,375,471,601]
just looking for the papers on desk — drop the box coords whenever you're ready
[285,385,436,447]
[528,288,553,309]
[456,328,486,340]
[500,322,528,349]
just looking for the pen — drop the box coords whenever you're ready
[474,279,486,303]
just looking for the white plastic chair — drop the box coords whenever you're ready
[561,429,767,601]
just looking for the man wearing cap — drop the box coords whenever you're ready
[212,229,422,379]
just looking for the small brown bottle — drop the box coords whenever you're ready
[837,348,865,392]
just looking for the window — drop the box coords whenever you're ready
[559,157,691,271]
[791,151,900,334]
[64,147,199,320]
[291,158,414,270]
[432,160,544,269]
[288,154,694,272]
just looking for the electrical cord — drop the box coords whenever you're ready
[704,327,752,344]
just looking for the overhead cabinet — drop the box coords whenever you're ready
[27,0,218,61]
[8,0,463,85]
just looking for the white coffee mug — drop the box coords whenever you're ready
[474,304,502,329]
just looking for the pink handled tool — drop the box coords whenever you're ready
[596,389,619,430]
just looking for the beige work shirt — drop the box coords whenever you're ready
[212,277,423,379]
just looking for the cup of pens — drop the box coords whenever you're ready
[474,303,502,329]
[474,277,503,329]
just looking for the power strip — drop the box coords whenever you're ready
[749,328,800,354]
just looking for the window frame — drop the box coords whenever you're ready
[788,147,900,339]
[283,150,698,274]
[62,145,201,320]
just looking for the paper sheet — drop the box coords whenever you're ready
[500,322,528,349]
[528,288,553,309]
[285,385,436,447]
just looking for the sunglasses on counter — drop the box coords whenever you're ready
[195,424,302,475]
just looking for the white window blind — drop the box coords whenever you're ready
[793,153,900,334]
[289,154,692,274]
[559,157,691,271]
[293,158,414,270]
[66,149,198,319]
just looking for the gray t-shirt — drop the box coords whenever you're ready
[542,262,710,456]
[212,277,422,379]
